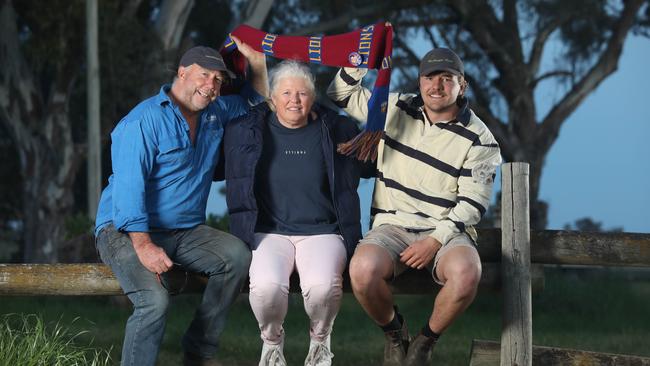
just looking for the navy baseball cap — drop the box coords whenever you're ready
[179,46,235,78]
[419,48,464,77]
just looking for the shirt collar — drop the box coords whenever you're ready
[455,97,470,127]
[413,94,471,127]
[155,84,173,106]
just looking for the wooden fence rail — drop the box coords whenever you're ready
[2,163,650,365]
[1,229,648,296]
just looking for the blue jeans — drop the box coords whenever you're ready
[96,224,251,366]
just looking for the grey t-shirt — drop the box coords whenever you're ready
[254,113,339,235]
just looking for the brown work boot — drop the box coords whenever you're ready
[382,320,410,366]
[183,351,222,366]
[404,332,437,366]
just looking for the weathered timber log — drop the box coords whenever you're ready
[500,162,532,366]
[469,339,650,366]
[476,229,650,266]
[0,262,545,296]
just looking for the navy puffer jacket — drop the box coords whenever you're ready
[222,102,370,258]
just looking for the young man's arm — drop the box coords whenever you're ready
[401,126,502,270]
[326,67,373,122]
[430,130,502,247]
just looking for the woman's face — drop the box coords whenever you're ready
[271,76,315,128]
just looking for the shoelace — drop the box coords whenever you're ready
[263,345,287,366]
[305,342,334,366]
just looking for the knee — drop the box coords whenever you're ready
[445,262,481,298]
[349,254,385,291]
[221,238,252,277]
[230,246,252,276]
[303,282,342,306]
[134,287,169,319]
[250,281,289,304]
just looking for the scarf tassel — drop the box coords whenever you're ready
[337,130,383,162]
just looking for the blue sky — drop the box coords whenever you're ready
[539,35,650,233]
[207,35,650,234]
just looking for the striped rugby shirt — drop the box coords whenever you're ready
[327,67,501,246]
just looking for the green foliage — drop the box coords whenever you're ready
[0,229,20,262]
[1,269,649,365]
[563,217,624,232]
[14,0,85,80]
[63,213,94,240]
[0,313,112,366]
[532,0,613,62]
[205,213,230,232]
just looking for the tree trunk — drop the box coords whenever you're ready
[0,1,82,263]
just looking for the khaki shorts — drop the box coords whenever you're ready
[357,224,477,285]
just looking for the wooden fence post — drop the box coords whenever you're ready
[500,162,532,366]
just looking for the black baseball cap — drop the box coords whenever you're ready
[419,48,464,77]
[179,46,235,78]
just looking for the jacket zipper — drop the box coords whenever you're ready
[321,117,345,248]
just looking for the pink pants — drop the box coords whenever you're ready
[248,233,347,344]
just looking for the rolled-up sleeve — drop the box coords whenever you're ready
[431,133,502,245]
[110,119,155,232]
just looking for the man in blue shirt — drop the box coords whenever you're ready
[95,38,267,366]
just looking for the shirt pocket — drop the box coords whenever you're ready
[157,135,191,165]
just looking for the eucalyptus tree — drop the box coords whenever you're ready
[265,0,649,229]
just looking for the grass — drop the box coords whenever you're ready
[0,313,112,366]
[0,267,648,365]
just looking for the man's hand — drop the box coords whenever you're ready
[128,232,173,274]
[399,236,442,270]
[231,35,265,67]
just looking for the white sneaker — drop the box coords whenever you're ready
[259,340,287,366]
[304,335,334,366]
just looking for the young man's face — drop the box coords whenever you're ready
[177,64,225,112]
[419,71,466,120]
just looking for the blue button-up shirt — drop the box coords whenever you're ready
[95,84,262,234]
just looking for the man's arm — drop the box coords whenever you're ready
[231,35,268,98]
[429,130,502,246]
[111,119,173,273]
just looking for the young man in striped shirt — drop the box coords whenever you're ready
[327,48,501,366]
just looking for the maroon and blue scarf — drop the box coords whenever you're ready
[221,22,393,162]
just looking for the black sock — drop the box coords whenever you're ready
[421,324,441,341]
[380,307,404,332]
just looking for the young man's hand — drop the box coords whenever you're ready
[399,236,442,270]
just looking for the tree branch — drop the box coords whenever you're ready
[530,70,573,88]
[153,0,194,50]
[243,0,274,28]
[289,3,391,35]
[0,1,40,153]
[120,0,144,18]
[288,0,431,35]
[528,15,570,76]
[464,74,513,159]
[537,0,645,153]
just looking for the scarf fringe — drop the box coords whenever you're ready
[337,130,383,163]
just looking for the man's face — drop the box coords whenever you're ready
[419,71,465,119]
[177,64,225,112]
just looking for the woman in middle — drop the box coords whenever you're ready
[223,60,369,366]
